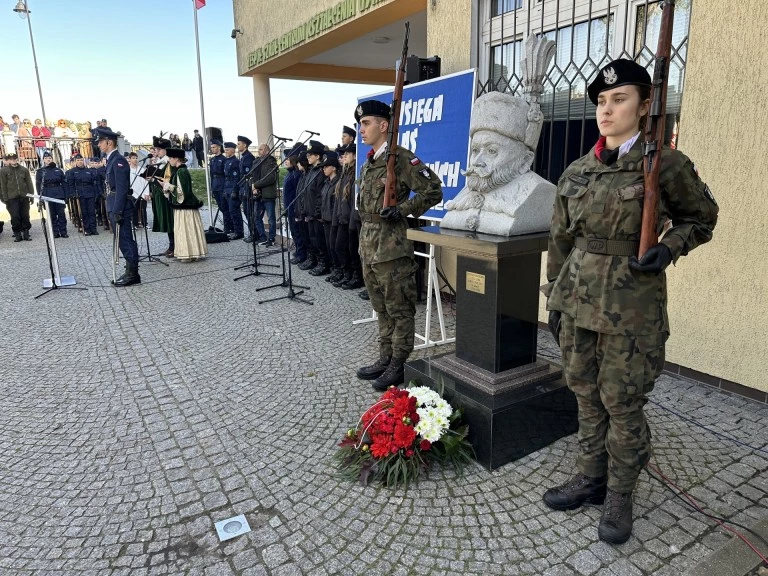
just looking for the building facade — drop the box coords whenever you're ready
[233,0,768,399]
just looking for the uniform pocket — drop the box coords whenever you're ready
[615,183,645,201]
[634,332,668,392]
[559,174,589,199]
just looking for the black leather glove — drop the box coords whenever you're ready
[114,213,123,225]
[379,206,401,221]
[629,243,672,274]
[548,310,562,347]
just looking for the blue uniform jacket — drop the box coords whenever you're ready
[239,150,255,196]
[66,167,100,199]
[105,150,132,216]
[223,156,240,196]
[210,154,226,192]
[36,164,67,200]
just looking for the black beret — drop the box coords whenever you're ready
[318,151,340,169]
[237,135,252,146]
[342,125,356,137]
[306,140,325,155]
[354,99,391,123]
[587,59,652,105]
[166,148,186,160]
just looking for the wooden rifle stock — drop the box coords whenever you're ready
[640,0,675,258]
[383,22,410,209]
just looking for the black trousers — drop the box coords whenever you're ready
[324,222,339,268]
[348,224,362,273]
[309,219,327,264]
[6,197,31,233]
[333,223,351,270]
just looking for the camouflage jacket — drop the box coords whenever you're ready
[358,145,442,265]
[544,140,718,336]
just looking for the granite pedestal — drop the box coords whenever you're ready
[405,226,578,470]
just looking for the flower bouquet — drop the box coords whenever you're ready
[335,385,474,488]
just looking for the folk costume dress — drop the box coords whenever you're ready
[150,158,175,234]
[166,165,207,261]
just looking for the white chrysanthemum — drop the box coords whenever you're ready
[407,386,456,443]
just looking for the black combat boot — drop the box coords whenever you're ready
[326,267,344,283]
[542,473,607,511]
[372,358,406,391]
[598,490,633,544]
[13,232,23,243]
[309,261,330,276]
[298,255,317,271]
[343,270,364,290]
[290,254,306,265]
[112,264,141,287]
[356,356,391,380]
[22,230,31,241]
[333,269,352,288]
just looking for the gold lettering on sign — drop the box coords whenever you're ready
[466,272,485,295]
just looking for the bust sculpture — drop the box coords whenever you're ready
[441,35,557,237]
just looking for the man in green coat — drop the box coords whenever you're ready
[353,99,443,391]
[0,152,34,241]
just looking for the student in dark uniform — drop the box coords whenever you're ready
[237,136,255,242]
[65,154,100,235]
[223,142,243,239]
[208,139,232,233]
[36,152,68,238]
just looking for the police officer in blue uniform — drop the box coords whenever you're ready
[223,142,243,239]
[237,135,255,242]
[95,128,140,286]
[36,151,68,238]
[209,139,232,233]
[66,154,100,235]
[91,157,107,228]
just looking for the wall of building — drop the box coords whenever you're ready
[426,0,472,75]
[664,0,768,393]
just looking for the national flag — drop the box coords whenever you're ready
[195,0,206,9]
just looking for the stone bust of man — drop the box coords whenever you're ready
[441,35,556,237]
[440,91,556,237]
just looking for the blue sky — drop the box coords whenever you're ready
[0,0,382,147]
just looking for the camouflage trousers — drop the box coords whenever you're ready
[362,256,418,360]
[560,314,666,493]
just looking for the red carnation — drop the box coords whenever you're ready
[370,433,392,458]
[419,439,431,451]
[393,421,417,450]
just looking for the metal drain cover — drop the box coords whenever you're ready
[214,514,251,542]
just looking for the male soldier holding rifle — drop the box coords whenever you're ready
[353,99,442,391]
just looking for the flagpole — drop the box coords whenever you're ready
[192,0,213,228]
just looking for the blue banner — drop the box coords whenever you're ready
[356,69,475,221]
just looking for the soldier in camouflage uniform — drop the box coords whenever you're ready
[541,59,718,544]
[353,100,443,391]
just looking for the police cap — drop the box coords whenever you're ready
[42,151,52,158]
[210,139,223,147]
[306,140,325,156]
[284,143,307,159]
[95,127,120,141]
[318,151,340,169]
[237,135,252,146]
[587,59,652,105]
[354,100,391,123]
[72,154,83,160]
[223,141,237,149]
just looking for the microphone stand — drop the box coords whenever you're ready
[28,193,87,299]
[131,157,168,266]
[258,130,318,305]
[233,136,289,282]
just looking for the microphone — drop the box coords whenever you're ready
[272,135,293,141]
[306,130,320,136]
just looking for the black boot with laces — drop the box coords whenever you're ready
[598,489,633,544]
[543,473,607,511]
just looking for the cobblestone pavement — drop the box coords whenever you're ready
[0,218,766,576]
